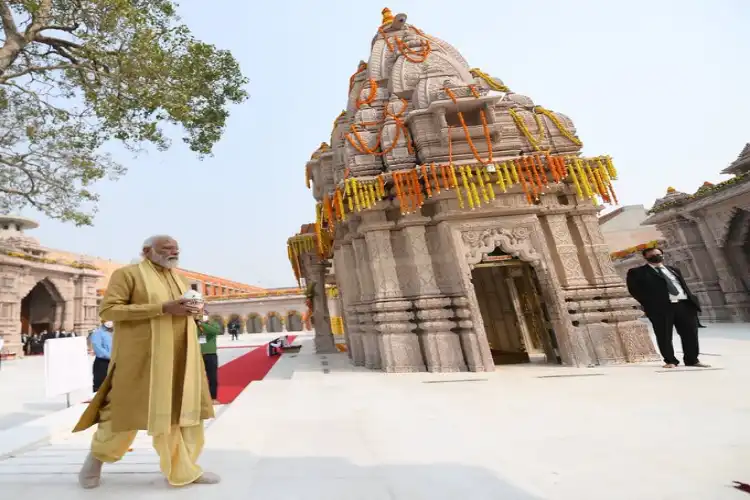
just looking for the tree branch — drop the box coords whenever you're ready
[39,24,81,33]
[0,0,19,40]
[24,0,54,42]
[34,34,84,51]
[0,63,80,83]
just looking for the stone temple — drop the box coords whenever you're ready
[287,7,659,372]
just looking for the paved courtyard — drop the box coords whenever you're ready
[0,325,748,499]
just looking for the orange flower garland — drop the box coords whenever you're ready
[443,87,494,165]
[356,78,378,109]
[345,98,413,157]
[314,154,618,226]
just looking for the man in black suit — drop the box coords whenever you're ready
[626,247,710,369]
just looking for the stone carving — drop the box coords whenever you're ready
[461,227,541,265]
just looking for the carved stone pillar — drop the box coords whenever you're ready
[361,210,424,373]
[561,213,657,364]
[539,214,589,288]
[0,296,21,357]
[335,239,363,363]
[311,260,336,354]
[437,221,493,372]
[350,236,379,368]
[694,216,748,321]
[400,215,464,372]
[571,214,622,286]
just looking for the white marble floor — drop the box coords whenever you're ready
[0,325,748,499]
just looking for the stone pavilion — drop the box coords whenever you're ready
[287,8,659,372]
[642,143,750,322]
[0,216,101,357]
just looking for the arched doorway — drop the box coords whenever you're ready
[724,209,750,292]
[227,314,243,334]
[20,278,64,335]
[246,313,263,334]
[266,312,283,333]
[286,311,303,332]
[470,248,555,365]
[208,315,226,334]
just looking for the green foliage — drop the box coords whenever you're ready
[0,0,248,225]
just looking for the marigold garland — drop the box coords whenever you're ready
[356,78,378,108]
[470,68,510,93]
[315,153,618,227]
[286,234,317,285]
[534,106,583,147]
[509,108,546,151]
[444,87,494,165]
[344,98,414,157]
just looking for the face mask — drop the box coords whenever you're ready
[202,315,209,322]
[646,255,664,264]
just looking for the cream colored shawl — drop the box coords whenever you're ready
[138,260,203,436]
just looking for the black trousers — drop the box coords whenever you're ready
[92,357,110,392]
[647,300,700,366]
[203,353,218,400]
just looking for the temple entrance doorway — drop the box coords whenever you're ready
[20,279,64,335]
[471,251,555,365]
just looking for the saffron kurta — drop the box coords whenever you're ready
[74,264,214,433]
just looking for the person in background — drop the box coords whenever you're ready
[626,247,710,369]
[197,312,221,404]
[89,321,114,392]
[228,320,239,341]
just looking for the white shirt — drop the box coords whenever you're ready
[649,264,687,303]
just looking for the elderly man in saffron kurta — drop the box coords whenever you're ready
[74,235,219,489]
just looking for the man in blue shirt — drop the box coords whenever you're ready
[89,321,113,392]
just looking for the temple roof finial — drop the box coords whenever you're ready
[381,7,394,26]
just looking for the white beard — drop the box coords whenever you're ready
[147,249,179,269]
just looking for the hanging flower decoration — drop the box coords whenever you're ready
[610,240,664,261]
[648,172,749,214]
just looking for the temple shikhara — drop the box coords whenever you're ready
[287,8,659,372]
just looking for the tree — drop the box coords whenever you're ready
[0,0,248,225]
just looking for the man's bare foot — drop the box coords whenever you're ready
[212,399,220,405]
[689,362,711,368]
[662,363,677,368]
[193,471,221,484]
[78,452,103,489]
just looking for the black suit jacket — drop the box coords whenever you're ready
[626,264,700,316]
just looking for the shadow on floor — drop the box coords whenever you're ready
[0,450,545,500]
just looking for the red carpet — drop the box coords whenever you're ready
[216,336,296,404]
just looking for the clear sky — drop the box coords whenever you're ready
[22,0,750,288]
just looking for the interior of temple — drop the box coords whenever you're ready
[20,279,62,335]
[471,250,553,365]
